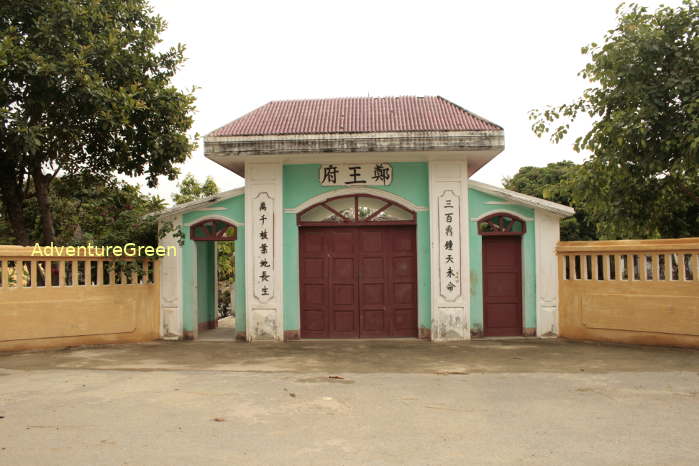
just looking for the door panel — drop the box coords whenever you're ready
[483,236,523,336]
[389,227,418,337]
[328,229,359,338]
[300,226,418,338]
[300,229,328,338]
[358,228,389,337]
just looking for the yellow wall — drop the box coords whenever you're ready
[0,246,160,352]
[557,238,699,348]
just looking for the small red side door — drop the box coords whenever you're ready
[483,236,523,336]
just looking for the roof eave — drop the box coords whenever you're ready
[204,130,505,177]
[157,187,245,220]
[469,180,575,218]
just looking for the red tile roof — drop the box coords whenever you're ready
[208,96,501,137]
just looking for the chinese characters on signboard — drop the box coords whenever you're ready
[253,192,273,302]
[438,190,461,300]
[319,163,393,186]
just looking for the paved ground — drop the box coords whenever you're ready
[0,339,698,465]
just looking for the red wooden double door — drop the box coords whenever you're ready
[300,226,418,338]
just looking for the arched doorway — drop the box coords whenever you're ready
[297,194,418,338]
[478,212,526,336]
[190,218,237,339]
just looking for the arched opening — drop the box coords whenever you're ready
[477,212,526,337]
[190,219,237,241]
[189,218,238,340]
[297,194,416,226]
[477,212,526,236]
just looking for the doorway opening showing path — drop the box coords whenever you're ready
[190,219,237,341]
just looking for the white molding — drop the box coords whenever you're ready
[534,209,561,337]
[159,215,183,339]
[205,130,503,143]
[244,162,284,342]
[158,187,245,219]
[429,160,470,341]
[194,207,227,212]
[183,214,244,228]
[285,186,427,213]
[469,180,574,218]
[471,209,534,222]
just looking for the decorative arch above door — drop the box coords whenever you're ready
[189,219,237,241]
[297,194,416,226]
[477,212,526,236]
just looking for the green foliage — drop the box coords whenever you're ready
[0,0,197,243]
[503,162,598,241]
[529,1,699,239]
[0,174,165,246]
[171,173,219,205]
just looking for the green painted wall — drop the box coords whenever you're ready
[196,241,216,325]
[234,227,246,334]
[282,163,431,332]
[468,188,537,333]
[175,176,542,338]
[181,193,245,333]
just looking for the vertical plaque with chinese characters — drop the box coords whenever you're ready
[438,190,461,300]
[253,192,274,302]
[319,163,393,186]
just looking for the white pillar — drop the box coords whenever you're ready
[244,162,284,341]
[534,209,560,336]
[159,215,183,339]
[429,160,470,341]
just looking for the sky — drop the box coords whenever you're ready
[144,0,683,205]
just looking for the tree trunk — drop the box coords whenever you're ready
[0,159,30,245]
[32,163,56,244]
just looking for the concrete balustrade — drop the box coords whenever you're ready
[557,238,699,348]
[0,246,160,352]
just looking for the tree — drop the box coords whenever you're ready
[530,1,699,239]
[171,173,219,205]
[503,161,597,241]
[0,0,197,245]
[0,174,165,246]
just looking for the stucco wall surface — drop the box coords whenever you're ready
[558,239,699,348]
[468,188,537,335]
[181,194,245,336]
[282,163,431,334]
[0,247,160,352]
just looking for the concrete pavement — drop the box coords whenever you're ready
[0,339,698,465]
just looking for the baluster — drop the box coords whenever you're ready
[96,260,103,286]
[1,259,7,289]
[591,255,598,280]
[602,254,609,280]
[72,260,79,286]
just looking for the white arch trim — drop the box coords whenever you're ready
[284,187,427,214]
[183,214,244,228]
[470,209,533,222]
